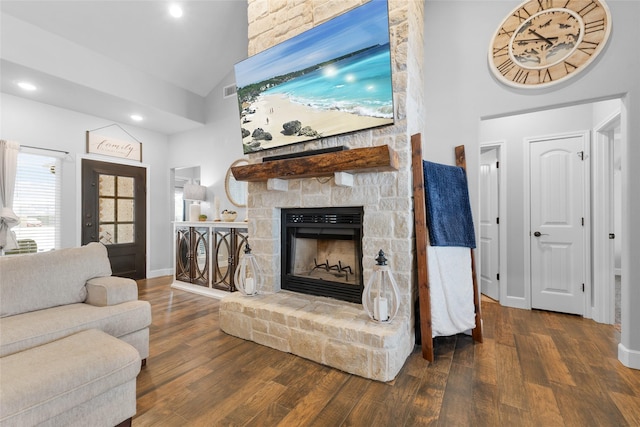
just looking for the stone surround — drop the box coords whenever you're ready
[220,0,425,381]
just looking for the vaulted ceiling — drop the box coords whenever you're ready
[0,1,248,135]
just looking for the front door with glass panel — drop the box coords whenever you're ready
[82,159,146,279]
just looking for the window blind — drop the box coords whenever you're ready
[12,152,62,252]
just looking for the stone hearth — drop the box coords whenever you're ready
[220,291,412,382]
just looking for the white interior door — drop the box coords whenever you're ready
[530,134,586,315]
[592,115,620,324]
[480,148,500,300]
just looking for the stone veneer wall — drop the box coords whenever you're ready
[220,0,425,382]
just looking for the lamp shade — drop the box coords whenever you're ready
[183,183,207,201]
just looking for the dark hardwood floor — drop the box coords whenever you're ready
[134,276,640,426]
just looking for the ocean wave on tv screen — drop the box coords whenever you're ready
[263,45,393,119]
[288,96,393,119]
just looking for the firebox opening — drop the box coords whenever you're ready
[292,237,358,285]
[282,207,364,304]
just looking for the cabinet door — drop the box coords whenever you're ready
[191,227,209,286]
[212,227,248,292]
[212,228,232,291]
[231,229,249,291]
[175,227,191,282]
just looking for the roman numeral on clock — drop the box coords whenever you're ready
[498,27,514,37]
[512,9,531,22]
[497,58,516,76]
[585,18,606,34]
[513,69,529,84]
[578,1,599,16]
[538,69,552,83]
[564,61,578,73]
[493,44,509,57]
[536,0,552,12]
[578,40,600,55]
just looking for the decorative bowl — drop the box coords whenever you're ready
[221,212,237,222]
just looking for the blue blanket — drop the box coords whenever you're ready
[423,160,476,248]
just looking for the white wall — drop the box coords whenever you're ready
[424,1,640,367]
[1,93,172,276]
[168,70,247,220]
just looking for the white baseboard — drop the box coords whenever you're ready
[502,295,528,310]
[618,343,640,370]
[171,280,232,300]
[148,268,173,278]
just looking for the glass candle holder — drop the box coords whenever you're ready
[233,243,262,296]
[362,250,400,323]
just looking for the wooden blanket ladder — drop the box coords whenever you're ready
[411,133,483,362]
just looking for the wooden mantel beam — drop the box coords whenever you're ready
[231,145,399,182]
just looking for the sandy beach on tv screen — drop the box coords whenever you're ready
[241,94,393,151]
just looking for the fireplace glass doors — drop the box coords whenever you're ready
[281,207,363,303]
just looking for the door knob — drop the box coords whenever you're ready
[533,231,548,237]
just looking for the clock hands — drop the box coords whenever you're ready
[517,36,559,45]
[528,29,556,46]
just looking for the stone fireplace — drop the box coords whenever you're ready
[219,0,425,382]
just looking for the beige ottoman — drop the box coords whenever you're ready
[0,329,140,427]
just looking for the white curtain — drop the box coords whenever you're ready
[0,140,20,252]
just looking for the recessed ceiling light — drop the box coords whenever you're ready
[17,81,37,91]
[169,4,183,18]
[130,114,144,121]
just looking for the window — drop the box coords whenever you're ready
[174,186,185,222]
[98,174,135,245]
[11,151,62,253]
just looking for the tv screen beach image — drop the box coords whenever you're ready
[234,0,394,154]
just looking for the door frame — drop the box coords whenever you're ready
[522,130,592,316]
[479,141,508,304]
[76,154,151,278]
[592,111,621,324]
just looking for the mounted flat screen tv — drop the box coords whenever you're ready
[234,0,394,154]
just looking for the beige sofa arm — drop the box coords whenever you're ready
[85,276,139,307]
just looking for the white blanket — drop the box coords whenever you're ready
[427,246,476,337]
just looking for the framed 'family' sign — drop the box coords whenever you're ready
[86,131,142,162]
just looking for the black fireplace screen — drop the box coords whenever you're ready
[281,207,364,303]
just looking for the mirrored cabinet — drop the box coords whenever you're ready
[175,226,209,286]
[173,222,248,298]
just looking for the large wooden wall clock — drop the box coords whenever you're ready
[489,0,612,88]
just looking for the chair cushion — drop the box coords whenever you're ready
[0,242,112,318]
[0,301,151,358]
